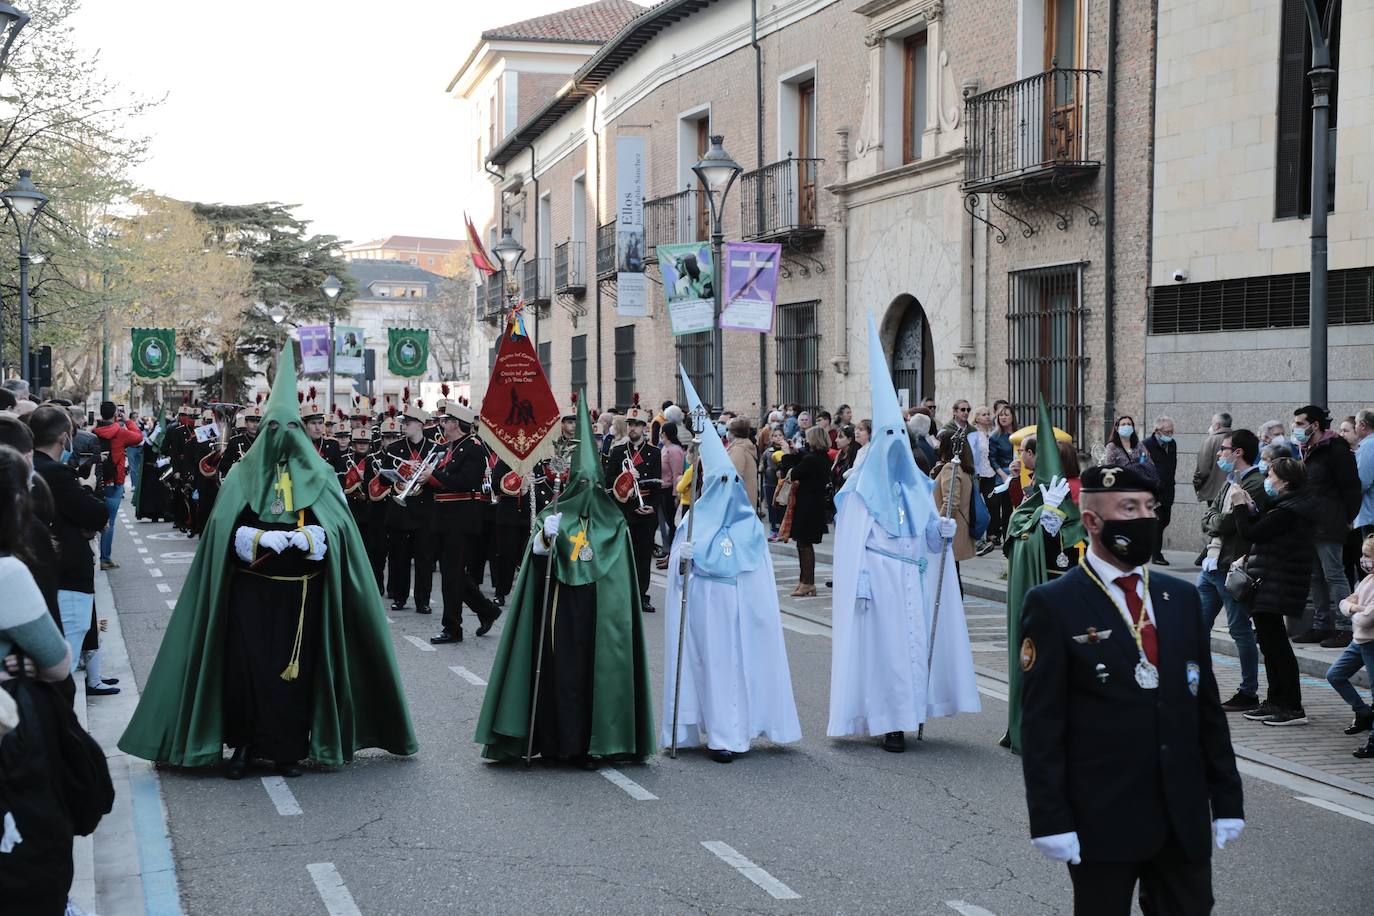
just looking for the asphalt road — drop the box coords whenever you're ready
[106,514,1370,916]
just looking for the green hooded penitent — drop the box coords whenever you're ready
[1003,396,1085,754]
[118,345,417,767]
[474,394,655,762]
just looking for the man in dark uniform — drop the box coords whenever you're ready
[189,408,224,535]
[219,403,262,481]
[426,404,501,644]
[364,415,403,590]
[382,404,437,613]
[332,408,351,451]
[466,417,499,589]
[604,407,662,612]
[162,403,197,533]
[343,426,387,593]
[302,396,347,488]
[491,457,533,606]
[1144,416,1178,566]
[1020,464,1244,916]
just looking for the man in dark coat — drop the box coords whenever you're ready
[1142,416,1177,565]
[1020,463,1244,915]
[1289,405,1362,648]
[604,409,662,612]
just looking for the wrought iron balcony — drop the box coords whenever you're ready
[962,67,1102,194]
[739,156,824,243]
[522,257,551,307]
[596,220,617,280]
[645,188,706,259]
[554,240,585,295]
[482,277,508,324]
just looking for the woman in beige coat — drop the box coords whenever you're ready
[932,428,977,563]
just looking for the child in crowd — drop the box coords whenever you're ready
[1328,534,1374,759]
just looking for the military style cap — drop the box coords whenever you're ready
[445,402,476,425]
[401,403,429,424]
[378,417,403,436]
[350,427,372,443]
[1081,463,1157,495]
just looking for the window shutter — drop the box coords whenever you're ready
[1275,0,1308,218]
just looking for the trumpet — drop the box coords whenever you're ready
[393,448,443,507]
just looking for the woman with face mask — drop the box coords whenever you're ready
[1230,457,1320,727]
[1103,415,1159,488]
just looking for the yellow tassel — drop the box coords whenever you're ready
[280,577,308,682]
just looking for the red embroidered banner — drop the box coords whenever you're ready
[478,321,559,476]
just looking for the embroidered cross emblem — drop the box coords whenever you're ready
[567,527,590,561]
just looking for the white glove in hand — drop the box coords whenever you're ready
[257,529,292,555]
[1032,832,1081,865]
[1213,818,1244,850]
[936,517,958,540]
[1040,510,1064,538]
[289,525,328,561]
[1040,475,1071,510]
[1202,556,1219,573]
[679,540,694,561]
[544,513,563,540]
[234,526,263,563]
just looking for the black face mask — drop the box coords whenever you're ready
[1095,517,1158,568]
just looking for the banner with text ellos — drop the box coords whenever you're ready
[615,135,647,316]
[657,242,715,336]
[720,241,781,333]
[298,325,331,375]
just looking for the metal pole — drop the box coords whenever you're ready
[327,301,337,415]
[1304,0,1333,407]
[525,474,569,767]
[101,295,111,402]
[710,214,724,411]
[669,439,703,758]
[17,243,29,386]
[919,430,965,742]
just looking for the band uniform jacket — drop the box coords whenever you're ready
[1019,566,1243,863]
[310,436,348,488]
[218,433,256,481]
[427,434,489,527]
[604,440,663,520]
[381,438,437,531]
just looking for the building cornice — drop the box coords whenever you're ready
[826,148,962,198]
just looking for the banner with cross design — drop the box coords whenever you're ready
[720,241,781,333]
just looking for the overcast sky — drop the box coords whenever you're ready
[69,0,579,245]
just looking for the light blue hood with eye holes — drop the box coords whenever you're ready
[834,314,936,538]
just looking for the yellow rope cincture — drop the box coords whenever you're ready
[242,568,320,682]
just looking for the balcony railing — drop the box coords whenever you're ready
[962,67,1102,193]
[596,220,617,280]
[645,188,706,258]
[740,157,824,242]
[522,257,551,306]
[483,277,507,321]
[554,240,586,294]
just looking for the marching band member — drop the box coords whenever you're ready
[382,401,437,614]
[220,396,263,481]
[300,388,347,487]
[605,395,663,613]
[345,426,387,593]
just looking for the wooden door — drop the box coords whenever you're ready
[1043,0,1082,163]
[797,79,817,225]
[695,119,711,241]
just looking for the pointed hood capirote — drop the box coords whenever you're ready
[835,313,936,538]
[678,366,766,577]
[545,391,628,586]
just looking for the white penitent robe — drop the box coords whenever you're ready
[827,496,980,737]
[661,529,802,753]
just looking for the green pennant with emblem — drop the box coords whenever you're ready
[130,328,176,380]
[387,328,429,378]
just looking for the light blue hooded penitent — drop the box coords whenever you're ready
[679,366,767,577]
[835,314,936,538]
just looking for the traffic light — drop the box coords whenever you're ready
[27,345,51,390]
[355,348,376,397]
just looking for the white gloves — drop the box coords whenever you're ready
[289,525,328,561]
[1214,818,1245,850]
[234,526,261,562]
[1040,475,1071,510]
[1202,556,1219,573]
[533,513,562,556]
[257,529,292,555]
[1040,510,1064,538]
[1032,832,1081,865]
[936,517,958,540]
[679,540,695,561]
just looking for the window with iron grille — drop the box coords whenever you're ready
[538,341,552,387]
[1276,0,1340,219]
[614,325,635,410]
[1148,267,1374,334]
[675,332,713,408]
[1007,265,1088,451]
[488,344,498,379]
[775,300,821,414]
[570,334,587,394]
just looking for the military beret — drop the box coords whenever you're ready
[1080,463,1157,495]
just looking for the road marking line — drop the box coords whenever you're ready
[386,616,395,623]
[600,767,657,801]
[945,902,997,916]
[701,841,799,899]
[1294,796,1374,826]
[449,665,487,686]
[402,635,436,653]
[137,547,148,554]
[149,568,162,578]
[781,619,828,636]
[307,863,363,916]
[165,600,176,610]
[157,583,171,593]
[142,557,155,564]
[261,776,303,816]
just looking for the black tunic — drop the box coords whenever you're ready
[528,556,598,760]
[223,509,325,763]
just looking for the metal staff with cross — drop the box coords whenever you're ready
[919,427,966,742]
[668,401,712,758]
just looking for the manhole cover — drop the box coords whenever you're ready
[159,552,196,560]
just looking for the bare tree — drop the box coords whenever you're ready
[416,269,474,381]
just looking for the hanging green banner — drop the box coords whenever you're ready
[387,328,429,378]
[130,328,176,380]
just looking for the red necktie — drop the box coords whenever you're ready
[1114,574,1158,666]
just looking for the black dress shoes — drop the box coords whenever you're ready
[430,630,462,645]
[225,746,250,780]
[275,761,303,778]
[881,731,906,753]
[415,605,432,615]
[390,600,407,612]
[476,603,502,637]
[709,748,734,763]
[86,684,120,696]
[641,596,655,613]
[1345,710,1374,735]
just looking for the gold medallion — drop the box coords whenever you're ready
[1020,637,1037,672]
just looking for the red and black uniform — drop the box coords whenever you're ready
[426,433,500,639]
[604,438,663,609]
[382,437,437,611]
[491,459,534,602]
[309,435,348,489]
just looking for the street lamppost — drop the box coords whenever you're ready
[1303,0,1336,407]
[320,273,342,413]
[692,135,742,412]
[0,4,30,77]
[1,169,49,386]
[492,228,526,320]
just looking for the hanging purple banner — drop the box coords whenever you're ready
[720,241,781,333]
[298,324,331,375]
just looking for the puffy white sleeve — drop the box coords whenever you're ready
[234,526,263,563]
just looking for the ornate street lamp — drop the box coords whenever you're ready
[491,228,526,318]
[692,135,742,411]
[2,168,49,385]
[0,5,30,77]
[320,273,342,412]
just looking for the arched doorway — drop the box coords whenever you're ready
[884,295,934,408]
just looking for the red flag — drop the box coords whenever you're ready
[465,212,499,277]
[478,320,559,476]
